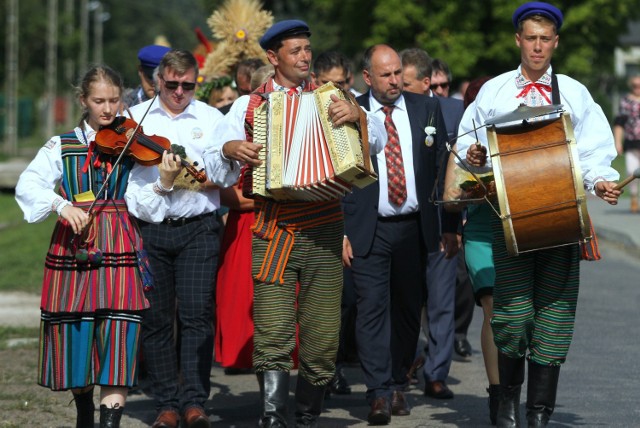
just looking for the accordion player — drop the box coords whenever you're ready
[244,82,378,201]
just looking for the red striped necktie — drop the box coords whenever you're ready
[382,105,407,206]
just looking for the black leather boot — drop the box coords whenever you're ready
[526,361,560,427]
[73,389,95,428]
[99,404,124,428]
[258,370,290,427]
[496,353,525,428]
[487,384,501,425]
[294,376,326,427]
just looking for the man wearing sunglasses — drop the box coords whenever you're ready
[430,59,453,98]
[125,49,224,428]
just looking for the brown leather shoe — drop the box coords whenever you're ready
[367,396,391,425]
[183,406,210,428]
[151,409,180,428]
[391,390,411,416]
[424,380,454,399]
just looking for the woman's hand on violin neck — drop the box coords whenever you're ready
[159,150,183,188]
[61,205,91,235]
[222,140,264,167]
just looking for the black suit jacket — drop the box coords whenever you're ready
[343,91,460,256]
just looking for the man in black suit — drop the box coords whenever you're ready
[400,49,476,394]
[342,44,459,425]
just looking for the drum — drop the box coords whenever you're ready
[487,113,591,256]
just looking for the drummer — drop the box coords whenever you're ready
[456,2,620,427]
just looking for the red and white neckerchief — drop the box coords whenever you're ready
[272,81,305,97]
[515,72,552,106]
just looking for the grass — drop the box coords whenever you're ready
[0,193,56,294]
[0,326,39,351]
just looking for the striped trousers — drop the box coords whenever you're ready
[490,212,580,366]
[252,220,343,385]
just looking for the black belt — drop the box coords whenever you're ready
[378,212,420,222]
[161,212,214,226]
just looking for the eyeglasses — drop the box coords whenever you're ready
[430,82,450,90]
[161,76,196,91]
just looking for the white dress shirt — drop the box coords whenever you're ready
[368,94,420,217]
[125,97,224,223]
[456,65,619,193]
[202,79,387,189]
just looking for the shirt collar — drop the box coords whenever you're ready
[271,78,306,94]
[151,96,198,118]
[369,92,406,114]
[515,65,553,88]
[80,121,97,144]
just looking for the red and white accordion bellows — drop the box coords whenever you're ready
[247,82,377,201]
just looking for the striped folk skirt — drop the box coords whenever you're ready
[41,200,149,313]
[38,311,143,390]
[38,199,148,390]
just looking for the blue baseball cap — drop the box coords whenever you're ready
[512,2,563,31]
[137,45,171,78]
[259,20,311,50]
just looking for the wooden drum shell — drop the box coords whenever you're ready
[487,113,591,256]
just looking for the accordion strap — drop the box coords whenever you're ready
[341,88,373,175]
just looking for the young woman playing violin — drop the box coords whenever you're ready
[15,65,149,428]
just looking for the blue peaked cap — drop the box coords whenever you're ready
[259,20,311,50]
[138,45,171,69]
[512,2,563,30]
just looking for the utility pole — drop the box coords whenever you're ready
[64,0,75,129]
[4,0,18,156]
[45,0,58,139]
[79,0,89,75]
[92,2,104,64]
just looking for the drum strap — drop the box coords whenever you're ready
[551,73,560,105]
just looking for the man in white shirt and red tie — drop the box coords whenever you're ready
[458,2,620,426]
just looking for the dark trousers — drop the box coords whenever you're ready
[138,214,219,412]
[336,268,359,366]
[454,248,475,338]
[422,249,456,381]
[351,216,425,403]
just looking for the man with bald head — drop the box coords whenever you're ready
[342,44,459,425]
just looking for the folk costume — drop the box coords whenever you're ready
[15,124,150,392]
[456,3,619,426]
[203,32,386,424]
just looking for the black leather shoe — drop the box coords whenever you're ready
[406,355,425,385]
[454,338,472,357]
[367,397,391,425]
[328,367,351,395]
[391,390,410,416]
[424,380,454,399]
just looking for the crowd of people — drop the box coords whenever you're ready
[15,1,626,428]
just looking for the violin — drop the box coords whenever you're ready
[95,116,207,183]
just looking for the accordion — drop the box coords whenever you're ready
[245,82,377,201]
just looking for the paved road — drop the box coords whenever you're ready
[2,192,639,426]
[117,240,639,427]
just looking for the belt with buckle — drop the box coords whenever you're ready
[161,212,213,227]
[378,212,420,222]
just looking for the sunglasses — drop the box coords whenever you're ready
[161,76,196,91]
[430,82,450,90]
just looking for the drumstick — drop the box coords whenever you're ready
[472,119,481,147]
[613,168,640,190]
